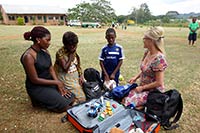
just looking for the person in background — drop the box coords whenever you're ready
[54,31,86,103]
[122,26,168,108]
[188,17,199,46]
[20,26,75,113]
[99,28,125,86]
[111,22,115,28]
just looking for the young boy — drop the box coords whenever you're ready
[188,17,199,45]
[99,28,125,86]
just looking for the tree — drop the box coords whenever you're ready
[137,3,151,23]
[67,0,116,24]
[128,7,138,24]
[129,3,152,24]
[116,15,127,23]
[0,11,3,20]
[67,2,94,22]
[92,0,116,23]
[161,16,170,23]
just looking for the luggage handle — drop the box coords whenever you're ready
[115,123,121,128]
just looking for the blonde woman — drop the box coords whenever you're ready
[122,26,168,107]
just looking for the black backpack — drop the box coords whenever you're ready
[145,89,183,130]
[83,68,104,100]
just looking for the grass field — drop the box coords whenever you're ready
[0,25,200,132]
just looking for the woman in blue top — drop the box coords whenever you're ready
[99,28,125,85]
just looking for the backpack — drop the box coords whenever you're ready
[83,68,103,100]
[145,89,183,130]
[111,83,138,101]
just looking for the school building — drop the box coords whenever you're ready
[0,4,67,25]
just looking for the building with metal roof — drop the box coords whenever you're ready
[0,4,67,25]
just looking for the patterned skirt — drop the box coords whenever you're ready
[57,70,86,101]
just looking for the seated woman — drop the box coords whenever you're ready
[122,26,168,108]
[54,31,86,103]
[20,26,75,113]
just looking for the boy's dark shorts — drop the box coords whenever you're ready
[188,33,197,41]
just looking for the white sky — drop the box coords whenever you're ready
[1,0,200,16]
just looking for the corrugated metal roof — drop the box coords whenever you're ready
[2,4,67,14]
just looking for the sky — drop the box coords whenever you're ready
[1,0,200,16]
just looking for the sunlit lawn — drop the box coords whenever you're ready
[0,25,200,132]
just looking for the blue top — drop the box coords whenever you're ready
[99,43,125,74]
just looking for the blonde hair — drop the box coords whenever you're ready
[144,26,165,55]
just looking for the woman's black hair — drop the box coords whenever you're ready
[23,26,50,43]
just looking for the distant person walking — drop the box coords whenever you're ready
[188,17,199,46]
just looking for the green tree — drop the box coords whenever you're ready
[137,3,152,23]
[91,0,116,23]
[161,16,170,23]
[128,7,138,24]
[67,0,116,24]
[0,11,3,20]
[129,3,152,24]
[117,15,127,23]
[68,2,93,21]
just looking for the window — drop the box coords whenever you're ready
[30,16,33,20]
[8,16,15,20]
[48,16,53,20]
[37,16,42,20]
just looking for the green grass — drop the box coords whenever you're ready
[0,25,200,132]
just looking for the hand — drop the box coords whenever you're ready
[56,81,69,96]
[128,76,137,84]
[110,73,115,80]
[63,89,72,98]
[68,53,75,61]
[134,86,143,93]
[79,74,84,85]
[121,97,125,104]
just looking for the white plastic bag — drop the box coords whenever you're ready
[103,80,116,90]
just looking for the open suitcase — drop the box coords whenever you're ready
[65,97,160,133]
